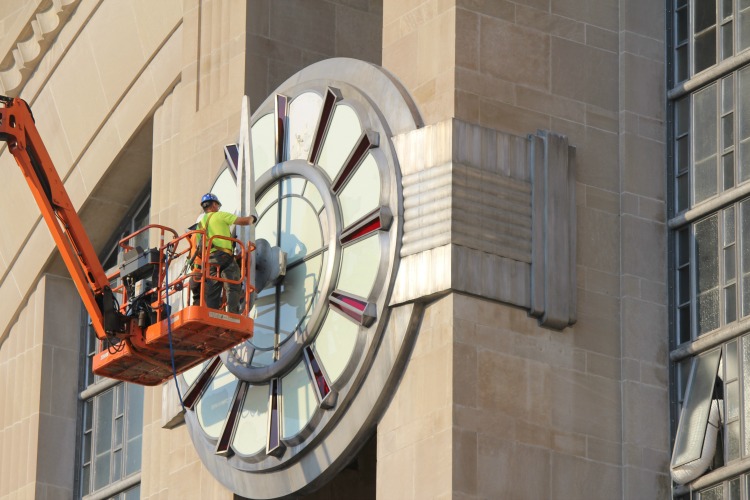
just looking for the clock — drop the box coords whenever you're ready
[180,58,422,498]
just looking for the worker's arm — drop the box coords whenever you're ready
[235,214,256,226]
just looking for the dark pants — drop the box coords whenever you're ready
[204,251,242,313]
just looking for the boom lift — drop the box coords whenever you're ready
[0,95,254,386]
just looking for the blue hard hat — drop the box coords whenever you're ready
[200,193,221,208]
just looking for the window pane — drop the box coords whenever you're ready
[287,92,324,161]
[127,385,144,440]
[232,383,268,456]
[727,339,739,379]
[698,289,720,333]
[113,448,123,482]
[695,29,717,73]
[339,153,380,228]
[124,484,141,500]
[677,97,690,135]
[81,464,90,496]
[728,420,741,461]
[728,380,740,419]
[722,22,734,59]
[672,349,721,468]
[677,45,689,82]
[95,390,114,455]
[315,310,359,383]
[724,152,735,190]
[723,113,735,150]
[679,227,690,266]
[252,114,276,181]
[677,7,688,44]
[93,452,111,491]
[741,8,750,51]
[196,365,238,438]
[679,267,690,303]
[695,216,720,293]
[338,234,381,299]
[694,84,719,202]
[696,0,717,33]
[740,67,750,181]
[700,484,723,499]
[125,435,141,477]
[317,104,362,183]
[679,305,691,344]
[743,334,750,455]
[729,478,740,500]
[281,361,318,439]
[726,283,737,322]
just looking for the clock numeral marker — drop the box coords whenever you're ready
[183,357,223,410]
[308,87,342,165]
[303,346,337,409]
[330,291,376,327]
[266,378,286,457]
[332,130,379,193]
[215,381,249,457]
[275,94,289,164]
[341,206,393,245]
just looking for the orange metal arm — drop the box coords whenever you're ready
[0,95,117,340]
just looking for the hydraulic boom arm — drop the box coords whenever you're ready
[0,95,124,340]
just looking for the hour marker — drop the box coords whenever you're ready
[215,381,249,456]
[330,291,376,327]
[308,87,342,165]
[183,357,222,410]
[341,206,392,245]
[275,94,289,164]
[266,378,285,457]
[332,130,379,193]
[304,346,337,409]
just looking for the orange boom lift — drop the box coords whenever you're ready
[0,95,254,386]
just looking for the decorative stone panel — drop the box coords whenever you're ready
[391,119,576,330]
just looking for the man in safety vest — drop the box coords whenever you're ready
[191,193,255,313]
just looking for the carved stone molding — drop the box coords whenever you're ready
[0,0,81,96]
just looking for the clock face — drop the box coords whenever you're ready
[181,59,421,498]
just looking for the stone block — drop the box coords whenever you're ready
[456,8,479,71]
[335,5,382,62]
[586,351,621,380]
[621,53,665,121]
[480,17,550,91]
[480,98,551,137]
[586,436,622,465]
[270,0,335,56]
[622,134,666,200]
[456,66,515,105]
[414,428,452,497]
[453,428,478,495]
[551,37,618,111]
[621,297,667,365]
[457,0,516,21]
[622,215,666,281]
[550,368,621,441]
[552,0,618,31]
[551,451,621,497]
[585,268,619,297]
[516,4,585,43]
[577,207,619,274]
[477,436,551,499]
[585,186,618,214]
[585,25,618,53]
[453,341,477,407]
[516,86,586,125]
[622,0,665,40]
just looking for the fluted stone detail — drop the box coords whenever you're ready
[0,0,80,96]
[391,119,575,330]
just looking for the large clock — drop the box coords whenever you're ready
[180,58,422,498]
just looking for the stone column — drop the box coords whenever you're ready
[379,0,669,497]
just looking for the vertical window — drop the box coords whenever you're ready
[677,0,750,83]
[671,0,750,493]
[77,192,149,498]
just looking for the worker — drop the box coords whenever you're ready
[192,193,255,313]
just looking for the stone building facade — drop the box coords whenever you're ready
[0,0,676,499]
